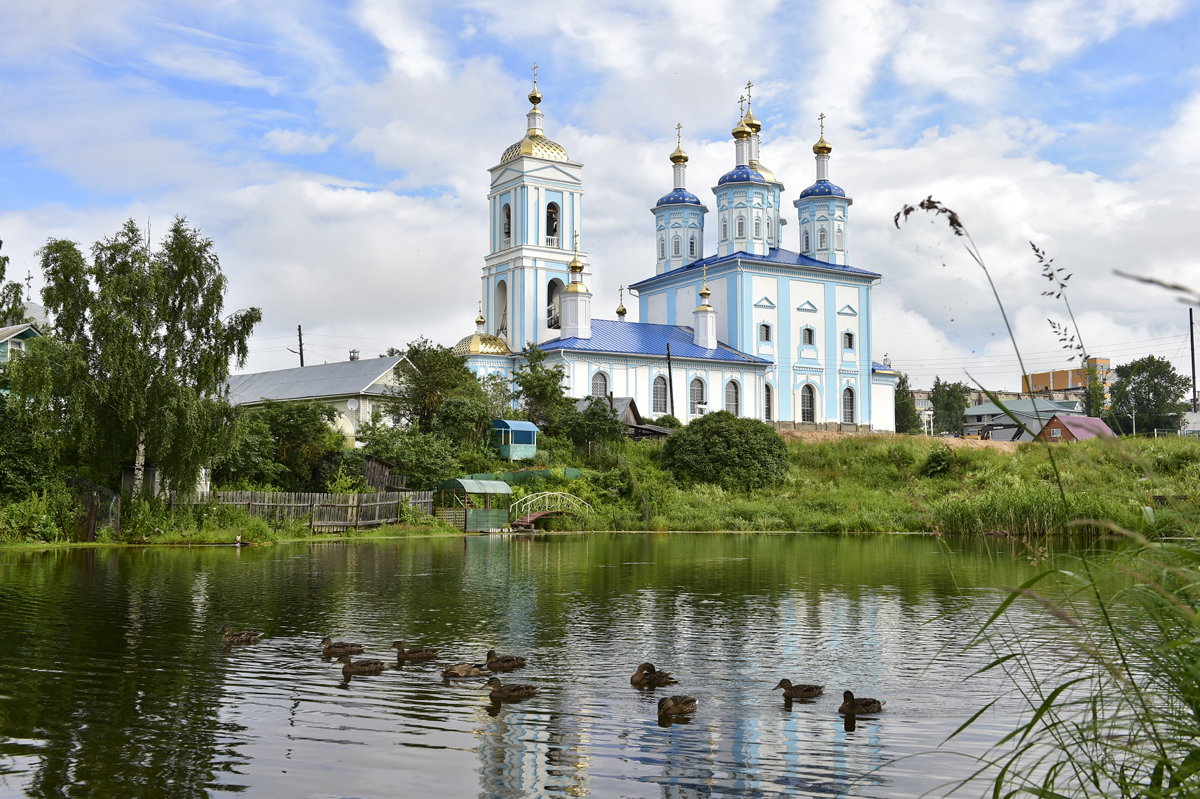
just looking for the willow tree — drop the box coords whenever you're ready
[0,239,27,326]
[8,218,261,495]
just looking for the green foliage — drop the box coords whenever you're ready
[561,397,626,447]
[661,411,789,491]
[7,219,261,493]
[654,414,682,429]
[212,400,344,492]
[0,399,56,500]
[1111,354,1191,432]
[480,372,517,420]
[919,444,957,477]
[513,343,573,433]
[358,424,460,490]
[387,337,478,433]
[930,376,970,435]
[325,463,371,494]
[432,395,492,446]
[0,238,28,326]
[894,372,922,434]
[1083,360,1108,418]
[0,487,75,542]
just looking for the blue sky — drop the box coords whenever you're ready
[2,0,1198,387]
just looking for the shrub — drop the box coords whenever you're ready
[661,411,788,491]
[654,414,682,429]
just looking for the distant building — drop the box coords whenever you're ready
[0,323,40,364]
[1022,357,1111,400]
[1035,415,1116,443]
[963,398,1085,441]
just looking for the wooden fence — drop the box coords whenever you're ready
[169,490,434,532]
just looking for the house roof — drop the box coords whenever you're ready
[225,356,405,406]
[964,398,1085,418]
[0,323,41,344]
[575,396,643,425]
[1053,415,1117,440]
[629,247,880,291]
[439,478,512,495]
[492,419,540,433]
[539,319,770,364]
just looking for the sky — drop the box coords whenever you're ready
[1,0,1199,391]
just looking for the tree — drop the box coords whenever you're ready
[212,400,342,491]
[0,239,27,326]
[357,422,460,490]
[432,395,492,447]
[1110,355,1190,433]
[7,218,261,494]
[930,377,970,435]
[1082,361,1108,418]
[894,373,921,434]
[562,396,626,447]
[513,343,573,434]
[661,411,789,491]
[386,338,478,433]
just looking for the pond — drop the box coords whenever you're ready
[0,533,1075,798]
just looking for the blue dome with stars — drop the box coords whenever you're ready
[655,188,702,207]
[798,179,846,199]
[717,165,766,185]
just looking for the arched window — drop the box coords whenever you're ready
[673,237,681,257]
[766,217,772,240]
[547,278,564,330]
[495,280,508,338]
[819,228,827,249]
[722,219,728,240]
[659,238,665,259]
[689,378,706,415]
[736,217,745,238]
[802,327,814,346]
[801,384,815,423]
[725,381,739,416]
[804,229,810,251]
[502,204,512,246]
[843,332,854,350]
[842,387,855,424]
[764,384,773,422]
[591,371,609,397]
[759,324,771,343]
[653,375,668,414]
[754,217,761,238]
[836,227,844,250]
[546,203,560,247]
[689,237,696,257]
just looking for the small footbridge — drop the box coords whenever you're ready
[509,492,591,531]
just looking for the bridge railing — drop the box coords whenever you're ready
[509,491,592,520]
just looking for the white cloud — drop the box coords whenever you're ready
[263,128,336,154]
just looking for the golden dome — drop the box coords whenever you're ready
[563,281,589,294]
[501,134,569,164]
[748,159,776,183]
[616,301,626,317]
[743,110,762,134]
[732,119,752,140]
[528,86,542,106]
[669,143,689,164]
[453,332,512,357]
[813,135,832,156]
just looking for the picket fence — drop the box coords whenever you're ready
[169,490,434,532]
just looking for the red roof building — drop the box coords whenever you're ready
[1035,414,1117,443]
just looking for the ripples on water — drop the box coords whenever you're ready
[0,533,1079,798]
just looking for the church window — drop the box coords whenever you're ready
[736,217,745,238]
[836,227,844,250]
[689,378,706,415]
[502,204,512,247]
[673,237,681,257]
[659,238,665,259]
[653,375,668,414]
[842,387,855,424]
[754,218,761,238]
[722,219,728,240]
[545,203,560,247]
[591,371,609,397]
[766,218,772,240]
[547,278,564,330]
[759,324,771,343]
[764,384,773,422]
[843,332,854,350]
[804,229,810,251]
[689,237,696,257]
[801,384,815,422]
[819,228,827,249]
[725,381,740,416]
[802,327,814,346]
[495,280,508,339]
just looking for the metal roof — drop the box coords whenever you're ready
[439,478,513,494]
[1051,415,1117,440]
[630,247,880,291]
[492,420,540,433]
[965,398,1085,418]
[0,323,41,344]
[226,356,405,406]
[540,319,770,364]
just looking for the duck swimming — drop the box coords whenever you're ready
[839,690,885,714]
[392,642,439,660]
[337,655,386,676]
[631,662,678,687]
[773,679,824,699]
[320,637,364,657]
[485,650,527,670]
[657,695,698,716]
[220,625,261,645]
[484,677,537,700]
[441,662,490,678]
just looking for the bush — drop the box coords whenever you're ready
[654,414,682,429]
[661,411,788,491]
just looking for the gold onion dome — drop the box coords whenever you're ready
[813,135,832,155]
[616,300,626,317]
[732,119,753,140]
[669,143,689,164]
[743,110,762,134]
[475,309,486,325]
[453,332,512,357]
[697,279,713,311]
[528,86,542,106]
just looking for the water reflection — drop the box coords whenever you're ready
[0,534,1092,797]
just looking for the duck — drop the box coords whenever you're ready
[773,679,824,699]
[485,650,527,670]
[484,677,537,700]
[839,690,885,714]
[220,625,261,645]
[392,641,439,660]
[657,695,698,716]
[441,662,490,678]
[320,637,364,657]
[631,662,678,687]
[336,655,386,676]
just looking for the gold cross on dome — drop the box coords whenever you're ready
[745,80,753,106]
[675,122,682,145]
[702,264,708,287]
[819,112,826,135]
[619,285,625,301]
[738,95,745,116]
[573,231,579,251]
[533,62,538,85]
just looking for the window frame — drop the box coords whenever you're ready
[804,229,810,250]
[673,236,681,257]
[722,219,728,240]
[764,383,773,422]
[754,217,762,238]
[801,327,814,346]
[725,380,740,417]
[736,216,745,238]
[652,375,668,414]
[689,377,706,416]
[843,331,855,350]
[591,370,609,398]
[758,323,771,343]
[819,227,827,249]
[842,387,855,424]
[836,226,844,250]
[689,237,696,257]
[801,384,815,423]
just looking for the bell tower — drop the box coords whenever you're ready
[651,124,707,274]
[794,114,852,265]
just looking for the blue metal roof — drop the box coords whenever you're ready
[629,247,880,290]
[717,165,766,185]
[492,419,540,433]
[798,179,846,199]
[539,319,770,364]
[655,188,702,207]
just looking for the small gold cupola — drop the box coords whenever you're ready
[616,285,627,320]
[500,63,570,164]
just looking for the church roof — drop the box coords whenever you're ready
[655,188,702,207]
[798,179,846,199]
[717,164,767,185]
[539,319,770,364]
[500,134,569,164]
[629,247,880,291]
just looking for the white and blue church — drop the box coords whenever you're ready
[454,80,897,431]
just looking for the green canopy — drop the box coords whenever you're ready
[438,478,513,495]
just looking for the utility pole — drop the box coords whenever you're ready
[1190,307,1197,413]
[665,343,675,417]
[297,324,305,367]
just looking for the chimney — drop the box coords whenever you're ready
[693,267,717,350]
[349,349,360,361]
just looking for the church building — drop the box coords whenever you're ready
[455,78,897,431]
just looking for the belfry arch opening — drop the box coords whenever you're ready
[546,278,564,330]
[502,204,512,248]
[546,203,560,248]
[495,280,509,341]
